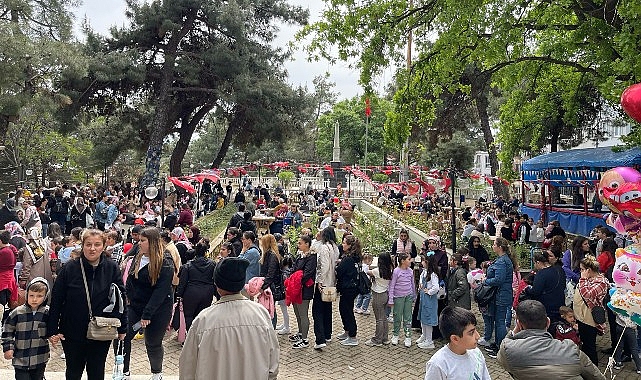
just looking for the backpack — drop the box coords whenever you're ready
[99,204,108,218]
[356,264,372,295]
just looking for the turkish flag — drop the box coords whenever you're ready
[365,98,371,117]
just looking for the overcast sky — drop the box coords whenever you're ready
[73,1,381,100]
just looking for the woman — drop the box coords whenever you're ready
[335,234,361,346]
[259,234,283,328]
[0,230,18,317]
[124,227,175,379]
[390,229,417,265]
[171,227,193,264]
[573,255,608,365]
[312,226,340,350]
[500,218,515,242]
[176,238,216,330]
[563,236,591,285]
[289,234,317,348]
[187,225,201,246]
[483,237,515,358]
[47,229,126,380]
[365,252,393,346]
[216,241,233,263]
[70,197,91,229]
[226,227,243,257]
[524,251,566,323]
[467,236,490,265]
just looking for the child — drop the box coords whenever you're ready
[276,255,294,334]
[512,272,534,309]
[466,257,484,290]
[2,277,50,380]
[354,253,373,315]
[553,306,581,346]
[477,261,494,348]
[388,253,416,347]
[447,249,471,310]
[424,306,491,379]
[613,314,641,373]
[417,254,440,349]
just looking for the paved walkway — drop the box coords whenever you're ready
[2,302,639,379]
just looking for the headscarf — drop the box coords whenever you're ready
[172,227,192,248]
[5,221,26,239]
[75,197,87,213]
[188,225,201,246]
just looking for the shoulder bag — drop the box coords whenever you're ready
[80,261,121,341]
[579,288,606,325]
[321,286,337,302]
[474,283,497,308]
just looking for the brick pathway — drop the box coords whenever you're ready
[2,301,639,379]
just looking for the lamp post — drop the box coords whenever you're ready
[449,161,457,253]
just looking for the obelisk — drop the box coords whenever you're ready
[330,121,343,189]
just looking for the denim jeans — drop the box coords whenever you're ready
[506,306,513,328]
[482,313,494,342]
[615,325,641,370]
[392,295,414,337]
[493,303,509,347]
[355,292,372,311]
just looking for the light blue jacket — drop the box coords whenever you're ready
[484,254,514,306]
[240,245,261,284]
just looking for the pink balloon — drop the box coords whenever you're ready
[621,83,641,124]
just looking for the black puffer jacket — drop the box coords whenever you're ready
[126,253,174,320]
[176,256,216,298]
[47,255,127,341]
[335,255,359,293]
[292,253,317,300]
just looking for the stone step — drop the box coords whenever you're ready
[0,369,178,379]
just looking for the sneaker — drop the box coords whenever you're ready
[484,343,499,353]
[314,343,326,350]
[277,328,291,335]
[150,374,162,380]
[636,370,641,375]
[391,335,399,345]
[292,339,309,349]
[354,307,362,314]
[288,333,302,342]
[477,338,491,347]
[613,362,623,370]
[362,309,371,315]
[486,349,498,359]
[404,337,411,347]
[382,339,391,345]
[364,339,382,347]
[134,331,144,340]
[415,334,425,344]
[325,337,332,342]
[417,341,435,349]
[387,316,394,323]
[340,337,358,346]
[123,372,130,380]
[336,332,349,340]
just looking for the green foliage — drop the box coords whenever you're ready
[277,171,295,186]
[195,203,237,240]
[372,173,389,183]
[352,210,397,256]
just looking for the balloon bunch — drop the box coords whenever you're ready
[600,84,641,325]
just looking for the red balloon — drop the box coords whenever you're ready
[621,83,641,124]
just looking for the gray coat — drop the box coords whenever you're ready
[497,329,605,380]
[446,267,471,309]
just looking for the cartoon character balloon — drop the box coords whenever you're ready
[608,246,641,326]
[598,166,641,239]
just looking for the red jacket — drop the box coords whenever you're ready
[285,270,304,306]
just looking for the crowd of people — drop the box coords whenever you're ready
[1,180,640,380]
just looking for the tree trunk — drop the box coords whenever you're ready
[210,106,245,168]
[474,82,509,199]
[169,104,214,176]
[140,9,198,188]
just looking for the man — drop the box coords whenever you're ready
[497,300,604,380]
[226,203,246,235]
[320,211,345,230]
[94,193,109,231]
[179,257,279,379]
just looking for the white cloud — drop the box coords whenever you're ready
[73,0,393,100]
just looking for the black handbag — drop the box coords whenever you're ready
[271,281,285,302]
[580,293,606,324]
[171,299,182,331]
[474,284,497,307]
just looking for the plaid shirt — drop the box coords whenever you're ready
[1,304,50,370]
[110,242,124,265]
[578,274,609,309]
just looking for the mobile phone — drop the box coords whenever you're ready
[132,321,142,332]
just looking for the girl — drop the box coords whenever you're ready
[365,253,393,346]
[446,249,471,310]
[259,234,283,329]
[388,252,416,347]
[276,254,294,335]
[467,256,484,290]
[335,234,362,346]
[289,236,317,348]
[416,253,439,349]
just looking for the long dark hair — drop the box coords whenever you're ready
[494,237,517,272]
[320,226,337,245]
[570,236,588,271]
[424,254,440,278]
[377,253,393,280]
[342,234,362,262]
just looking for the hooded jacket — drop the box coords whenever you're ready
[2,277,50,370]
[176,256,216,298]
[47,255,127,340]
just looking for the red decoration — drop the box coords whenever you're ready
[365,98,371,117]
[324,164,334,177]
[621,83,641,124]
[167,177,197,194]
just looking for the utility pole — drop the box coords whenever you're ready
[400,0,413,182]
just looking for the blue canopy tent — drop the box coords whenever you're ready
[520,147,641,236]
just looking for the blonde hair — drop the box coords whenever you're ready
[133,228,165,286]
[259,234,281,264]
[580,254,600,273]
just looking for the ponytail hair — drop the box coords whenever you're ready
[494,237,518,272]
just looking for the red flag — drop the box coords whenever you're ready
[365,98,371,117]
[324,164,334,177]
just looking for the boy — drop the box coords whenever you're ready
[2,277,50,380]
[354,253,373,314]
[424,306,491,379]
[553,306,581,345]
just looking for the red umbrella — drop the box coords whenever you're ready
[167,177,197,194]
